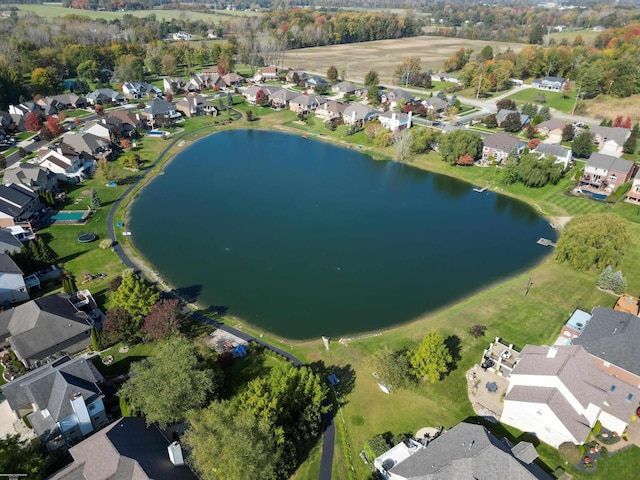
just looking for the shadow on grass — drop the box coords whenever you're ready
[57,250,86,264]
[308,360,356,406]
[445,334,462,373]
[94,355,147,378]
[220,350,269,398]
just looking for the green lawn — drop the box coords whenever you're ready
[95,342,156,377]
[507,87,577,113]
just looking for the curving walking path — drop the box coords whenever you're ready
[105,118,334,479]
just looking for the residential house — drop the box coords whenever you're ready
[3,163,57,194]
[221,73,245,88]
[9,101,44,118]
[532,76,567,92]
[175,94,217,117]
[343,103,376,127]
[591,126,631,157]
[481,132,522,164]
[533,143,572,169]
[3,225,35,243]
[315,100,347,123]
[379,111,413,132]
[285,69,307,84]
[49,417,197,480]
[555,308,592,346]
[82,119,115,142]
[422,97,449,115]
[86,88,126,106]
[480,337,521,377]
[501,345,640,448]
[0,253,28,305]
[50,93,87,110]
[379,422,551,480]
[62,131,112,162]
[172,31,191,41]
[243,85,268,105]
[0,228,24,254]
[254,66,279,82]
[105,110,146,137]
[536,118,566,138]
[269,88,298,110]
[496,109,530,129]
[0,291,98,368]
[289,94,326,114]
[122,82,142,100]
[578,153,635,195]
[0,184,41,229]
[332,81,357,95]
[305,75,328,89]
[163,77,187,95]
[626,169,640,204]
[572,307,640,387]
[38,144,92,183]
[193,72,227,91]
[385,89,414,109]
[141,98,181,128]
[1,355,108,450]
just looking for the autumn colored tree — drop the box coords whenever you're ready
[528,138,541,149]
[496,98,516,111]
[25,112,43,133]
[561,124,575,142]
[456,153,475,166]
[613,116,624,128]
[561,80,570,98]
[46,116,64,137]
[120,138,133,150]
[255,89,268,107]
[326,65,338,83]
[94,105,105,116]
[103,306,135,345]
[143,299,182,342]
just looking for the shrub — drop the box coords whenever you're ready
[558,442,581,464]
[100,239,113,249]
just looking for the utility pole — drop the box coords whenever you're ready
[571,86,582,116]
[405,68,410,89]
[476,70,483,100]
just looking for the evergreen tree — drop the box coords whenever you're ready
[112,269,161,321]
[529,24,545,45]
[572,130,593,158]
[539,105,551,121]
[410,332,453,382]
[521,103,538,117]
[88,188,101,209]
[596,265,614,289]
[610,270,627,295]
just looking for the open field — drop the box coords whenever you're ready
[581,94,640,120]
[283,36,529,85]
[507,86,577,114]
[8,3,257,21]
[549,28,601,46]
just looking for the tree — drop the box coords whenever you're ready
[456,153,474,166]
[561,124,575,142]
[120,138,132,150]
[112,269,161,321]
[373,346,415,388]
[185,401,279,480]
[394,129,413,163]
[373,128,393,147]
[77,59,100,82]
[502,112,522,132]
[143,299,182,342]
[102,306,136,345]
[364,70,379,87]
[326,65,338,83]
[94,104,105,116]
[61,274,77,294]
[25,112,43,133]
[438,129,483,165]
[97,158,116,183]
[31,67,62,96]
[88,188,101,209]
[484,114,498,129]
[115,54,144,82]
[529,24,544,45]
[623,135,637,155]
[555,213,630,271]
[120,337,219,428]
[610,270,627,295]
[496,98,516,111]
[596,265,614,290]
[161,54,177,76]
[516,153,563,187]
[0,435,49,480]
[572,130,593,158]
[367,84,379,105]
[410,332,452,382]
[480,45,494,61]
[561,80,571,98]
[46,115,64,137]
[559,442,582,464]
[521,103,538,117]
[245,110,253,122]
[525,125,537,139]
[411,128,441,154]
[539,105,551,121]
[469,324,487,343]
[394,56,421,85]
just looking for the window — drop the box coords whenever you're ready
[628,393,634,401]
[609,175,617,182]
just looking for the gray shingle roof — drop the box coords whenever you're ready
[572,307,640,376]
[483,132,521,152]
[49,417,198,480]
[3,163,51,190]
[0,228,23,254]
[343,103,374,121]
[0,252,23,274]
[0,293,92,365]
[586,153,635,174]
[389,422,549,480]
[534,143,570,158]
[591,126,631,147]
[143,98,175,116]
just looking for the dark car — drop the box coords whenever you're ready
[32,135,40,142]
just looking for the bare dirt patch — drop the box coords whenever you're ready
[284,36,528,85]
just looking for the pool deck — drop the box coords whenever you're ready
[50,210,92,225]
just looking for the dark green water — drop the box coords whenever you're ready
[129,130,555,339]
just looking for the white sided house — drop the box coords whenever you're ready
[502,345,639,448]
[379,111,412,132]
[0,253,28,305]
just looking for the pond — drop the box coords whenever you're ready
[129,130,556,339]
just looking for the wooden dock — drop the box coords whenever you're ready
[537,238,557,247]
[473,186,488,193]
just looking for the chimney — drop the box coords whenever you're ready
[547,346,558,359]
[168,441,185,466]
[408,111,413,128]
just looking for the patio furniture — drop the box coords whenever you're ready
[486,381,498,393]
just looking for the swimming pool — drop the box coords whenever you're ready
[147,130,165,137]
[51,211,87,223]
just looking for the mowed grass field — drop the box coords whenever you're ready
[9,3,257,21]
[283,36,529,85]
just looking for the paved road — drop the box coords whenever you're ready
[104,120,334,478]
